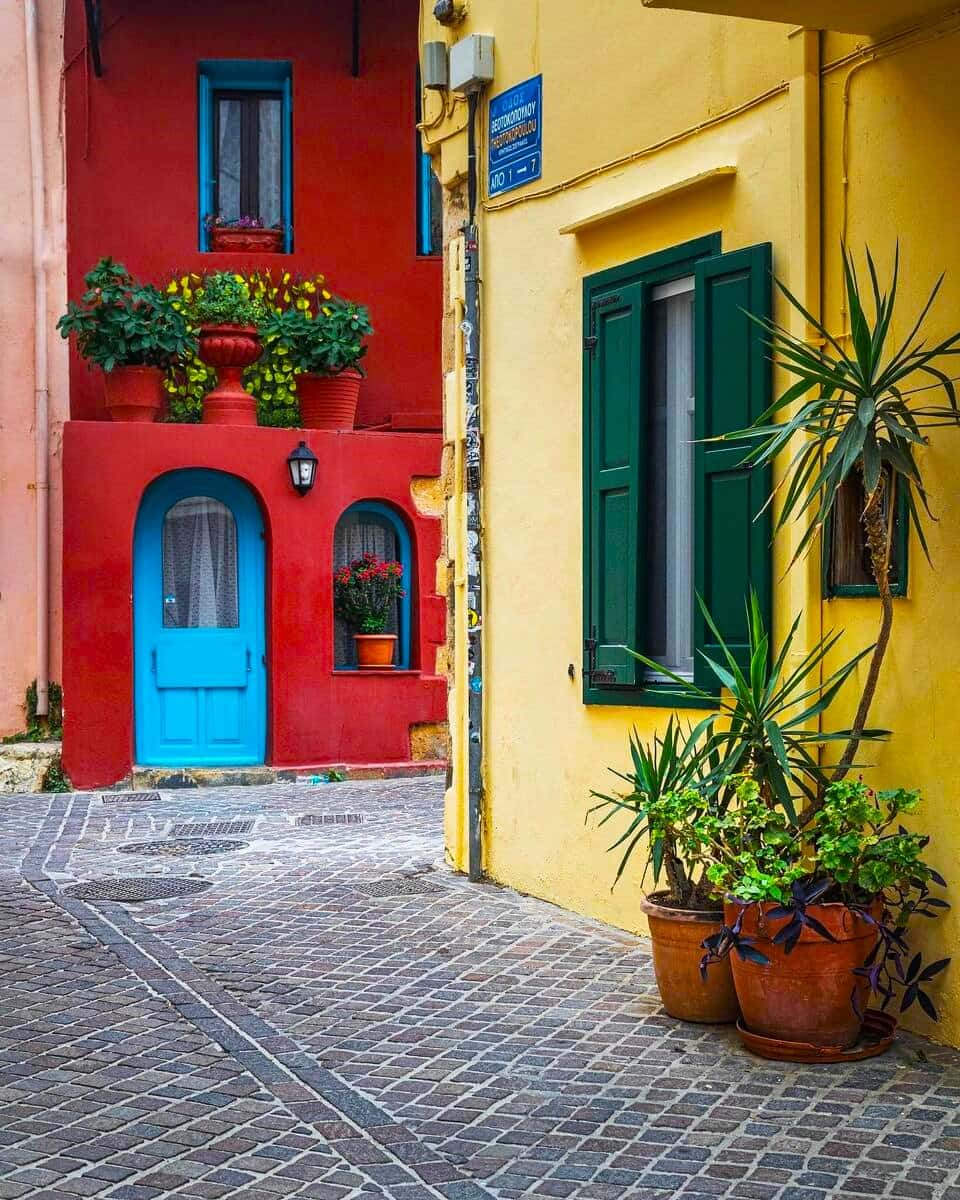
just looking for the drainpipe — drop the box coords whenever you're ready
[24,0,50,717]
[463,90,483,881]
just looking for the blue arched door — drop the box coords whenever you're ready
[134,470,267,766]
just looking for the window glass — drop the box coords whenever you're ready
[162,497,239,629]
[333,511,401,668]
[215,92,283,225]
[646,278,695,678]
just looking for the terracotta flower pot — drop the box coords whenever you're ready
[209,226,284,254]
[197,324,262,426]
[354,633,397,669]
[726,899,881,1050]
[297,370,362,430]
[641,894,740,1024]
[102,364,164,423]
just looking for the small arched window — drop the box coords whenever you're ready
[333,502,413,669]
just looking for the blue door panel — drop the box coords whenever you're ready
[134,470,266,767]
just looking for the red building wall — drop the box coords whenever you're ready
[62,0,441,430]
[61,423,446,789]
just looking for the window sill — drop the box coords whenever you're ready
[583,684,719,710]
[332,668,422,677]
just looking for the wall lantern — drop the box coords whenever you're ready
[287,441,318,497]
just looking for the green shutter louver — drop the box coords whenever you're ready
[584,282,645,687]
[693,243,773,685]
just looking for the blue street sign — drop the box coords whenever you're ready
[488,75,542,199]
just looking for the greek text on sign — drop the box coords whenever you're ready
[488,75,542,198]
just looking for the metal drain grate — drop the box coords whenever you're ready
[353,876,446,898]
[118,839,247,857]
[101,792,160,804]
[296,813,365,827]
[170,820,254,837]
[64,877,212,903]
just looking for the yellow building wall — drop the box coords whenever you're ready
[425,2,960,1044]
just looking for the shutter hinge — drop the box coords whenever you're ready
[583,629,618,688]
[583,335,597,353]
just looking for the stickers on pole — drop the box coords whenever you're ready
[488,75,542,198]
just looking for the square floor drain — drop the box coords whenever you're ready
[101,792,161,804]
[353,876,446,898]
[296,813,365,827]
[170,820,254,837]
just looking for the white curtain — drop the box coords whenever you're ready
[163,497,239,629]
[258,97,283,228]
[333,513,399,667]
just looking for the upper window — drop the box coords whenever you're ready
[583,237,772,706]
[826,470,908,598]
[333,503,414,669]
[198,61,292,252]
[162,497,239,629]
[416,72,443,257]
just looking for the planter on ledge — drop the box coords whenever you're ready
[641,894,740,1024]
[354,633,397,669]
[209,226,284,254]
[297,370,362,430]
[198,324,262,426]
[103,365,164,423]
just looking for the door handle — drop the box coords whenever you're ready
[151,648,157,674]
[246,648,252,673]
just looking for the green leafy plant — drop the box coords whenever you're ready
[334,553,405,634]
[731,246,960,779]
[265,294,374,376]
[57,258,194,372]
[2,680,64,744]
[192,272,272,327]
[163,270,327,425]
[40,755,71,793]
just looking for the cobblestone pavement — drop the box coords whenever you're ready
[2,779,960,1200]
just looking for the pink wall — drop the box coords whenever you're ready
[62,0,442,430]
[61,422,446,788]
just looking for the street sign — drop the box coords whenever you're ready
[488,74,542,199]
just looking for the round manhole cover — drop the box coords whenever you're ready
[64,877,213,903]
[117,839,247,857]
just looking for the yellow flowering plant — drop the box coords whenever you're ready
[162,269,331,425]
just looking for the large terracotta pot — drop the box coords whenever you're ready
[103,365,163,423]
[641,894,740,1024]
[209,226,284,254]
[297,370,362,430]
[726,899,881,1049]
[198,324,262,426]
[354,633,397,669]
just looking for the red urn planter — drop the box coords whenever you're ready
[641,895,740,1024]
[102,365,164,423]
[725,899,882,1051]
[354,634,397,669]
[198,324,262,426]
[209,227,284,254]
[297,370,362,430]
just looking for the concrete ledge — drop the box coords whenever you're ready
[116,760,448,791]
[0,741,62,794]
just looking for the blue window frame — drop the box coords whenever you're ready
[416,72,442,257]
[333,502,414,670]
[198,60,293,253]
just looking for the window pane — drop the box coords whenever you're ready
[217,98,242,222]
[645,282,695,678]
[829,470,900,591]
[333,513,400,668]
[258,97,283,227]
[162,497,239,628]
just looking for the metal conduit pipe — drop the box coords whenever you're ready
[24,0,50,717]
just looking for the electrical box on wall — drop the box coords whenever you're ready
[449,34,494,95]
[422,42,449,90]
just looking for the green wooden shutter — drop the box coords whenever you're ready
[694,244,772,685]
[584,282,645,688]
